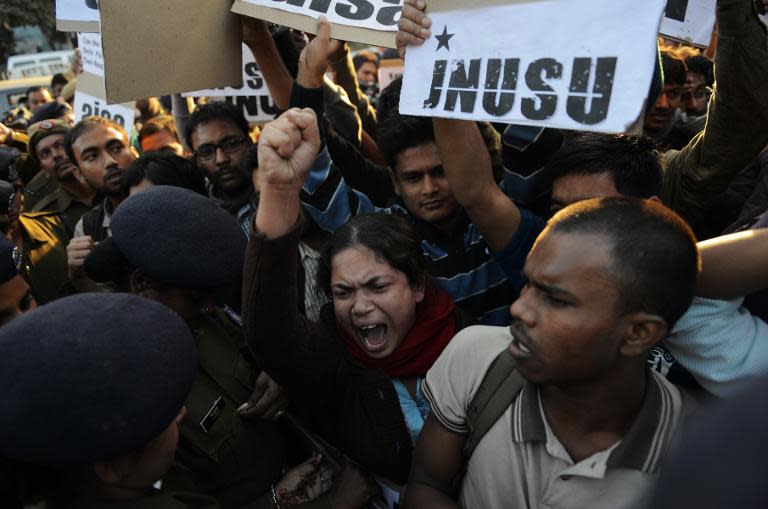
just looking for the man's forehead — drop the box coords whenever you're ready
[192,119,245,146]
[36,133,66,151]
[551,172,620,203]
[394,143,441,175]
[526,231,617,287]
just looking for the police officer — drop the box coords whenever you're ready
[83,186,337,509]
[0,293,212,508]
[0,235,35,326]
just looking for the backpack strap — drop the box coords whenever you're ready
[463,348,524,461]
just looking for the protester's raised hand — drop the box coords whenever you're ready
[241,15,269,46]
[396,0,432,59]
[257,108,321,191]
[66,236,95,280]
[298,16,344,89]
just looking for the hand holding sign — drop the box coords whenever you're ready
[395,0,431,58]
[299,16,345,88]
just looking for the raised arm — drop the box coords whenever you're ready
[661,0,768,230]
[396,1,522,252]
[240,16,293,109]
[244,108,339,403]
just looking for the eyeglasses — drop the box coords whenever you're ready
[193,136,248,162]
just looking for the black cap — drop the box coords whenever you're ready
[0,293,197,466]
[87,185,246,289]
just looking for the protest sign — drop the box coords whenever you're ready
[78,33,104,77]
[74,89,135,129]
[231,0,401,47]
[96,0,242,104]
[184,44,279,123]
[56,0,100,32]
[659,0,716,47]
[378,58,404,91]
[400,0,665,133]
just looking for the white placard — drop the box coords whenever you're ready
[57,0,100,32]
[184,44,278,123]
[659,0,716,47]
[400,0,665,134]
[237,0,402,32]
[75,90,135,129]
[78,33,105,77]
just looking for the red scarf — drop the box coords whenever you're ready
[337,287,457,378]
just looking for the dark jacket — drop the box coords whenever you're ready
[243,222,468,485]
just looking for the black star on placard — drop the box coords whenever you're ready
[435,26,454,52]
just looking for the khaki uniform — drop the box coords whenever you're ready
[26,182,92,236]
[165,311,330,509]
[16,211,72,304]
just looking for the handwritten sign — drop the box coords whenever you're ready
[184,45,279,123]
[78,33,104,77]
[56,0,100,32]
[659,0,716,47]
[75,90,135,129]
[232,0,400,47]
[400,0,665,133]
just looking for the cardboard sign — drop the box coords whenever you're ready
[400,0,665,133]
[378,58,404,91]
[74,90,135,129]
[78,33,104,77]
[97,0,242,104]
[56,0,100,32]
[184,44,279,123]
[232,0,400,48]
[659,0,716,47]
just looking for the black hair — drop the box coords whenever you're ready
[547,197,699,328]
[317,214,427,299]
[25,86,50,97]
[29,101,73,125]
[183,102,249,151]
[684,54,714,87]
[138,114,180,145]
[376,114,435,170]
[547,133,663,199]
[376,76,403,123]
[64,116,129,165]
[661,49,687,86]
[50,73,69,89]
[353,50,379,71]
[121,152,207,196]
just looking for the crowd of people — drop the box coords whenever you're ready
[1,0,768,507]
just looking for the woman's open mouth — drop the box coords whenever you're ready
[359,324,388,352]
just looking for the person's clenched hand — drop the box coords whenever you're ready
[298,16,345,89]
[238,370,289,420]
[257,108,321,191]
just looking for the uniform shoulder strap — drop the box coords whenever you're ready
[463,348,524,461]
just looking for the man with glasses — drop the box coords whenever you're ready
[183,102,255,216]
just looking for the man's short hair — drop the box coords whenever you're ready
[684,54,714,87]
[546,197,699,328]
[121,152,207,196]
[138,114,180,145]
[376,114,435,170]
[64,116,129,164]
[547,133,663,199]
[661,48,687,86]
[353,50,379,71]
[183,102,249,150]
[376,76,402,123]
[25,86,49,97]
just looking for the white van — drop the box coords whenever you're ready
[7,51,74,79]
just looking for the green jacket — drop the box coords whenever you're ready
[164,311,330,509]
[17,211,72,304]
[661,0,768,234]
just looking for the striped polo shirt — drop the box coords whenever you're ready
[424,325,687,509]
